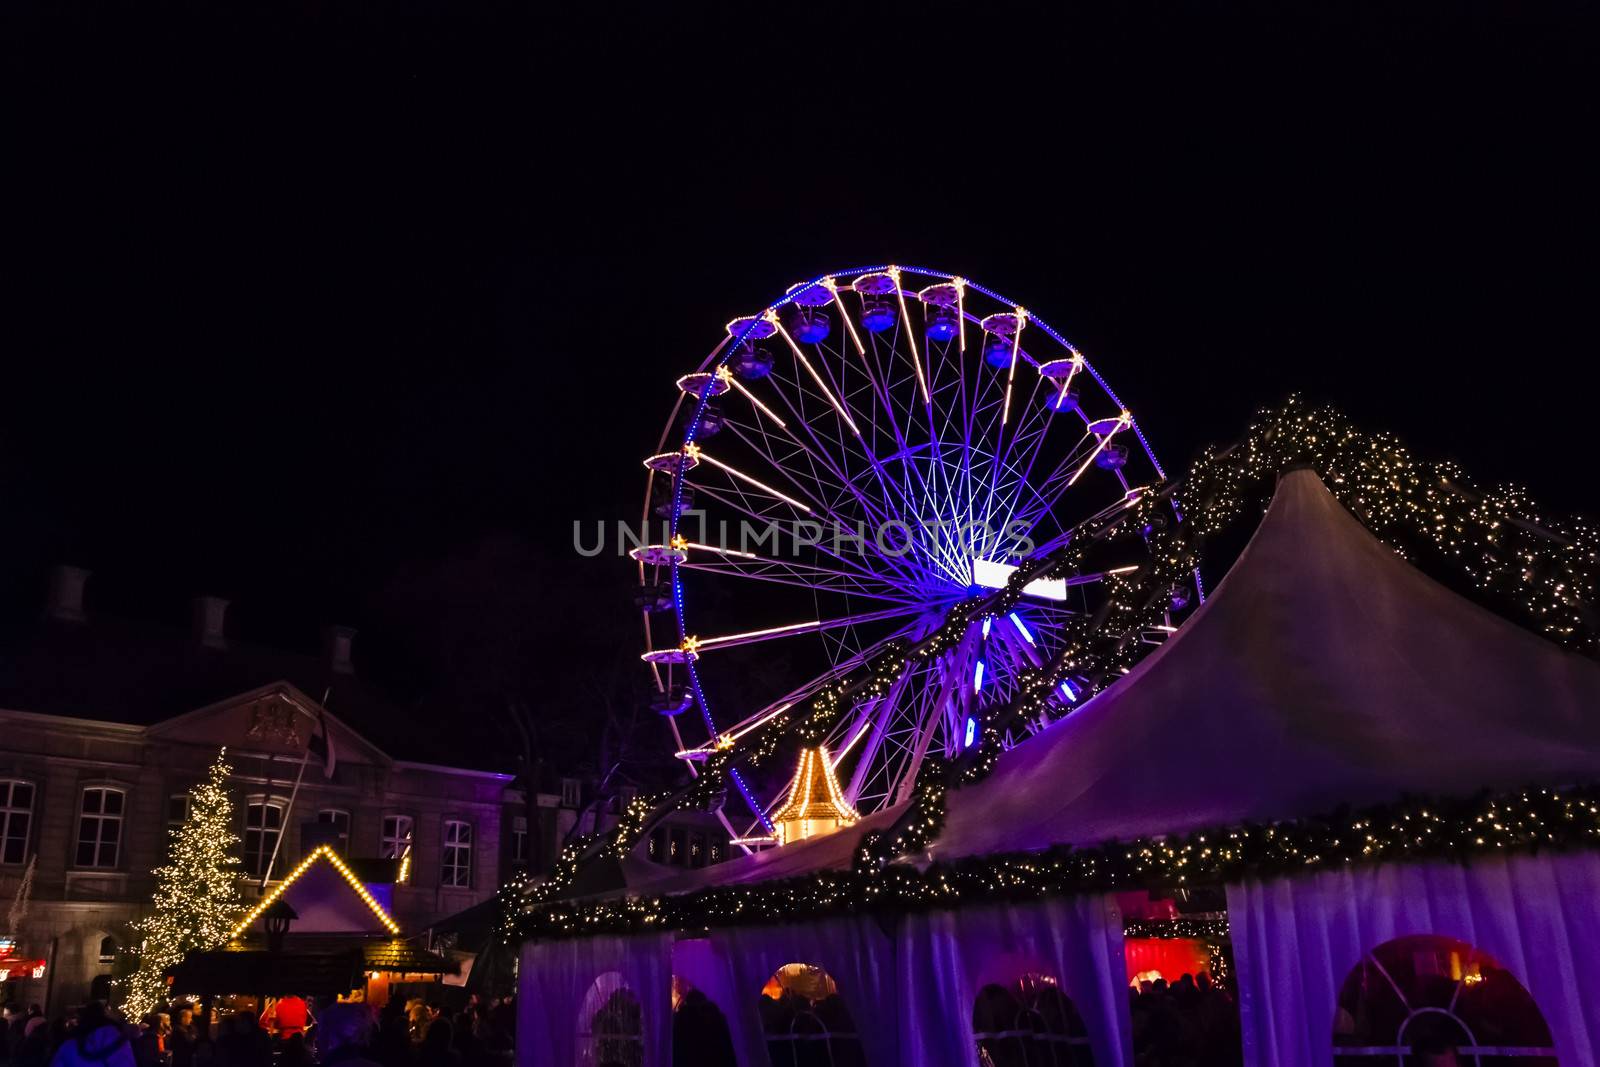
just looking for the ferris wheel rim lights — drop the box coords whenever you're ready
[649,264,1180,836]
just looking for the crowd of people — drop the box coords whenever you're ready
[2,993,516,1067]
[1129,973,1241,1067]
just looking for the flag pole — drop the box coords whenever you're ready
[258,689,330,891]
[259,752,308,891]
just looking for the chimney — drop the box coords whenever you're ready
[192,595,230,649]
[323,625,356,675]
[46,565,91,623]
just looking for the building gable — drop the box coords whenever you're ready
[146,682,391,767]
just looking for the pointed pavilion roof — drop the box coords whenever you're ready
[771,746,859,826]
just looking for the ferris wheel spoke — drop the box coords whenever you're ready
[767,312,863,436]
[700,437,926,594]
[892,649,965,806]
[1001,431,1106,545]
[839,665,918,803]
[680,481,921,591]
[675,557,922,605]
[682,621,928,763]
[887,269,931,408]
[719,409,902,536]
[732,357,918,535]
[979,386,1060,546]
[687,605,926,654]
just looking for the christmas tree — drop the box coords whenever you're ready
[120,748,244,1017]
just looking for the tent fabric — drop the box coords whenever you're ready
[928,469,1600,860]
[520,900,1133,1067]
[518,932,674,1067]
[1225,849,1600,1065]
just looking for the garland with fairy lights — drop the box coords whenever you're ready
[511,783,1600,939]
[502,398,1600,941]
[1123,916,1229,941]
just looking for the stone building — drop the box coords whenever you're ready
[0,567,726,1014]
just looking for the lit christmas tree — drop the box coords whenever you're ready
[120,748,244,1017]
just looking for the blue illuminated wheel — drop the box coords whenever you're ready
[637,266,1178,847]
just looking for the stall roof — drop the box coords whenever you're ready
[930,469,1600,858]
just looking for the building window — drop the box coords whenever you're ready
[578,972,642,1067]
[973,973,1094,1067]
[759,963,864,1066]
[511,816,529,863]
[1333,934,1557,1063]
[75,787,125,868]
[561,779,581,808]
[380,815,413,858]
[689,831,706,868]
[441,820,472,887]
[98,936,118,965]
[167,793,190,829]
[381,815,413,883]
[1,781,33,865]
[243,799,285,879]
[317,809,351,851]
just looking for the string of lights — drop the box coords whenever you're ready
[508,784,1600,940]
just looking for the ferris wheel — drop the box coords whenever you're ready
[635,265,1179,849]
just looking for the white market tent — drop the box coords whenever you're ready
[520,470,1600,1065]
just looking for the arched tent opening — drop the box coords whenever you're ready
[671,975,736,1067]
[758,963,866,1067]
[1332,935,1557,1065]
[972,973,1093,1067]
[576,971,643,1067]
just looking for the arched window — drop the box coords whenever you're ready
[577,971,642,1067]
[98,935,118,964]
[759,963,866,1067]
[1333,935,1557,1064]
[672,976,736,1067]
[972,973,1094,1067]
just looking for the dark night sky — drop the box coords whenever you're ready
[2,2,1595,743]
